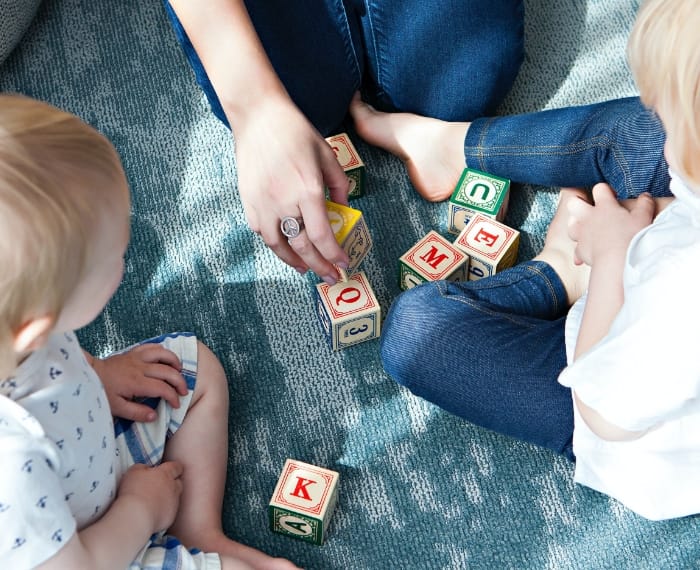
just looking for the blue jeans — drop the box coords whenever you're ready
[164,0,525,134]
[381,261,576,460]
[466,96,671,198]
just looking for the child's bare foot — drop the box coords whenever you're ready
[192,531,300,570]
[533,188,592,306]
[349,92,468,202]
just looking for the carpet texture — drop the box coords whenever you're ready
[1,1,699,568]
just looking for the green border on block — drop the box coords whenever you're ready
[269,506,323,545]
[347,167,366,200]
[449,168,510,216]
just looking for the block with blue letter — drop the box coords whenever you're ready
[454,213,520,280]
[398,230,469,291]
[269,459,340,545]
[447,168,510,235]
[315,270,380,351]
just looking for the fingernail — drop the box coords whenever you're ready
[336,261,349,270]
[323,274,338,286]
[147,412,156,422]
[295,267,307,275]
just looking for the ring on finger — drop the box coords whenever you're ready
[280,215,305,239]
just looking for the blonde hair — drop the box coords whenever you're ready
[627,0,700,187]
[0,94,127,379]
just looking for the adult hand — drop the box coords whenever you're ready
[567,183,655,267]
[117,462,184,533]
[92,344,187,422]
[234,95,350,283]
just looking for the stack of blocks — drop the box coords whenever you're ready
[314,133,380,353]
[399,168,520,290]
[269,459,340,545]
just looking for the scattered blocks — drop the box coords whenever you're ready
[447,168,510,235]
[326,132,366,200]
[269,459,340,545]
[454,213,520,280]
[315,270,380,351]
[326,200,372,273]
[398,230,469,291]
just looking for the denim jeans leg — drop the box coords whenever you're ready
[381,261,574,458]
[360,0,524,121]
[465,96,671,198]
[163,1,363,135]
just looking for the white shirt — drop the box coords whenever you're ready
[560,173,700,520]
[0,332,118,568]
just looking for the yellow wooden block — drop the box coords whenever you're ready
[326,200,372,273]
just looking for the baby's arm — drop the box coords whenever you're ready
[86,343,188,422]
[566,184,656,440]
[37,462,183,569]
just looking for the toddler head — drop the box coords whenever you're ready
[0,95,130,379]
[628,0,700,188]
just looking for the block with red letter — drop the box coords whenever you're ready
[326,132,366,199]
[326,200,372,273]
[398,230,469,291]
[315,270,380,351]
[447,168,510,234]
[269,459,340,545]
[454,214,520,280]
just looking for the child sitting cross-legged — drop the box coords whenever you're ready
[0,95,298,569]
[373,0,700,520]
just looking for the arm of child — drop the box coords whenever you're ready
[566,184,656,441]
[168,0,350,280]
[86,344,188,422]
[36,462,183,570]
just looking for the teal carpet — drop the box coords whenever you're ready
[2,1,699,568]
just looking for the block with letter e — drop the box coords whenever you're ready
[398,230,469,291]
[269,459,340,545]
[326,200,372,273]
[326,132,366,200]
[315,270,380,351]
[454,214,520,280]
[447,168,510,234]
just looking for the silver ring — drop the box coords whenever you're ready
[280,216,305,239]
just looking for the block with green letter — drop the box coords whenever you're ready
[447,168,510,234]
[315,270,380,351]
[269,459,340,545]
[398,230,469,291]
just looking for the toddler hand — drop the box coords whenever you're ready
[92,344,188,422]
[567,183,655,267]
[118,462,184,533]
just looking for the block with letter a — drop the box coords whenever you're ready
[447,168,510,235]
[454,213,520,280]
[269,459,340,545]
[325,132,366,199]
[398,230,469,291]
[326,200,373,274]
[315,270,381,351]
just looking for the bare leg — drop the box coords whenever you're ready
[165,341,299,570]
[349,92,467,202]
[533,188,592,306]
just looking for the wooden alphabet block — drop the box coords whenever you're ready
[315,270,380,350]
[398,230,469,291]
[269,459,340,545]
[447,168,510,234]
[326,200,372,273]
[326,132,366,199]
[454,213,520,280]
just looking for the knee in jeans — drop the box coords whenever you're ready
[380,284,440,389]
